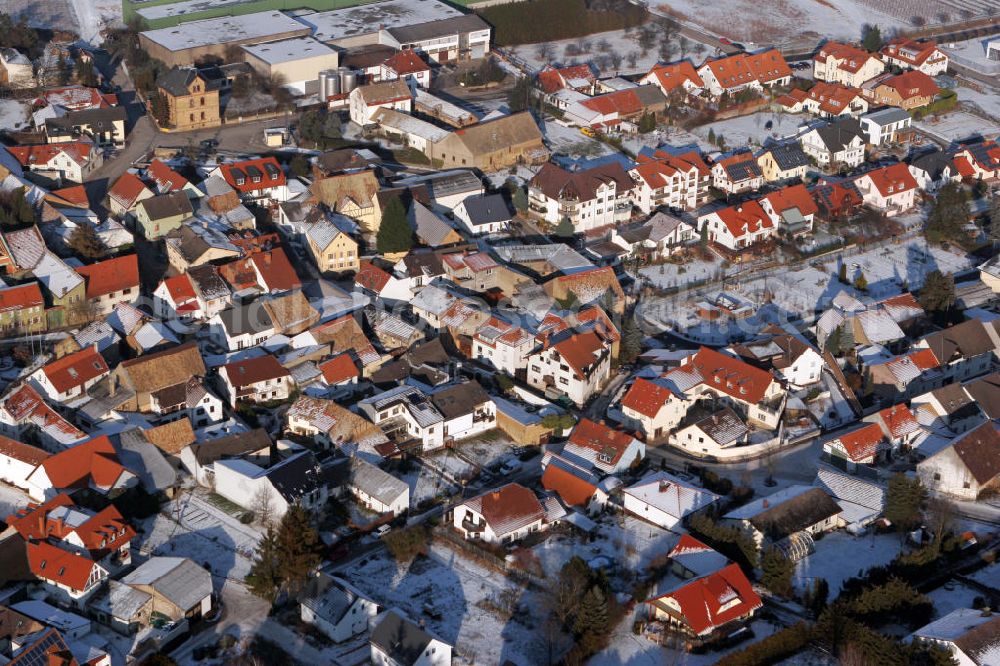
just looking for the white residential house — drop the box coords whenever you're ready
[621,471,720,530]
[471,319,536,375]
[452,193,513,236]
[859,107,912,145]
[671,408,752,457]
[219,355,293,407]
[0,436,49,492]
[853,163,919,216]
[880,38,949,76]
[917,422,1000,500]
[29,346,109,404]
[300,574,380,644]
[610,212,697,260]
[698,200,776,251]
[527,162,634,232]
[451,482,546,544]
[628,150,711,213]
[358,385,445,451]
[907,608,1000,666]
[798,119,867,168]
[350,459,409,515]
[431,381,496,443]
[370,610,452,666]
[525,330,613,407]
[8,141,103,185]
[349,80,412,126]
[813,42,886,87]
[213,449,328,519]
[711,153,765,194]
[908,150,961,193]
[206,302,276,352]
[619,377,690,441]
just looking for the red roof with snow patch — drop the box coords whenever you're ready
[761,183,818,217]
[383,49,429,75]
[859,162,918,197]
[0,434,49,466]
[644,60,703,93]
[686,347,774,404]
[567,418,635,466]
[318,353,359,385]
[41,346,109,395]
[219,157,286,194]
[108,171,151,209]
[648,563,761,636]
[8,142,93,167]
[0,283,44,312]
[713,200,773,239]
[832,422,885,462]
[356,261,392,293]
[148,159,189,192]
[27,540,100,592]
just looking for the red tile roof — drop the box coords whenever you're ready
[814,41,877,73]
[250,248,300,292]
[383,49,429,75]
[581,88,646,117]
[622,377,673,419]
[568,418,635,466]
[223,355,290,387]
[859,162,918,197]
[75,254,139,299]
[0,283,44,312]
[6,494,75,539]
[27,540,100,592]
[8,142,94,167]
[41,436,128,493]
[880,70,939,100]
[649,563,761,636]
[833,422,884,462]
[713,200,773,239]
[880,38,942,67]
[0,434,49,466]
[644,60,704,93]
[318,353,359,385]
[801,81,866,115]
[632,149,710,187]
[536,64,596,94]
[7,493,134,560]
[40,346,109,395]
[74,504,135,559]
[464,483,544,536]
[877,403,920,439]
[530,161,635,202]
[50,185,89,208]
[761,183,819,217]
[702,49,790,90]
[909,348,940,370]
[551,329,609,380]
[148,159,189,192]
[160,273,198,310]
[669,533,715,558]
[219,157,286,194]
[356,261,392,293]
[541,463,597,507]
[686,347,775,404]
[108,171,151,209]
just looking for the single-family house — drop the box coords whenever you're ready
[451,482,546,544]
[622,471,720,529]
[219,355,292,406]
[917,421,1000,500]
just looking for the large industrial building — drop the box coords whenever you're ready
[241,37,340,94]
[125,0,351,29]
[138,10,312,67]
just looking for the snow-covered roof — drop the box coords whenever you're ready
[623,471,720,520]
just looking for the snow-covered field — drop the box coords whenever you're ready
[690,111,808,150]
[926,580,984,618]
[135,492,263,583]
[0,0,121,44]
[635,253,724,291]
[0,99,30,131]
[398,462,459,504]
[943,37,1000,75]
[794,531,904,596]
[534,514,680,580]
[543,119,617,158]
[336,543,550,665]
[651,0,977,45]
[917,110,1000,142]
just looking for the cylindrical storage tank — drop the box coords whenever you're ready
[328,71,341,96]
[341,70,358,93]
[318,71,329,99]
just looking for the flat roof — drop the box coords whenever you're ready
[140,10,310,52]
[242,36,337,64]
[136,0,266,21]
[296,0,465,43]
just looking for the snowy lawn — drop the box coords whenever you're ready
[398,462,459,504]
[135,492,263,583]
[455,431,519,469]
[335,543,553,665]
[794,531,905,596]
[926,580,984,618]
[592,614,782,666]
[533,515,680,583]
[917,110,1000,142]
[509,27,679,77]
[0,99,30,131]
[543,119,617,158]
[967,561,1000,591]
[690,111,808,151]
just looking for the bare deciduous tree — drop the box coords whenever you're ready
[252,486,276,527]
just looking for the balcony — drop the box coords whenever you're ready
[462,517,485,533]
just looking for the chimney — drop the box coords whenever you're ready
[659,480,671,493]
[762,499,769,508]
[38,512,46,533]
[492,490,501,501]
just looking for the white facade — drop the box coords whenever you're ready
[799,128,866,167]
[859,112,912,145]
[348,86,412,126]
[219,368,292,407]
[854,174,917,216]
[813,51,885,87]
[206,314,275,352]
[301,584,379,644]
[525,341,612,407]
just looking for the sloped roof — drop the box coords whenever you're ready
[40,346,108,395]
[122,557,211,612]
[108,171,151,209]
[649,563,761,636]
[460,483,544,537]
[832,422,885,462]
[76,254,139,300]
[685,347,774,404]
[39,436,128,492]
[222,354,290,387]
[643,60,703,92]
[541,460,598,507]
[442,112,543,154]
[948,421,1000,486]
[621,377,673,419]
[0,434,48,466]
[623,471,720,519]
